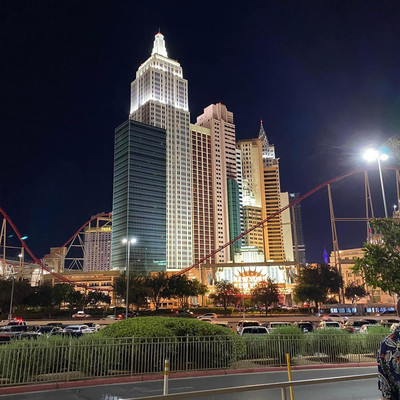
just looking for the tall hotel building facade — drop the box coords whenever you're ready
[111,120,166,273]
[259,123,285,261]
[289,192,307,265]
[195,104,240,263]
[238,123,285,262]
[114,32,192,271]
[190,124,215,265]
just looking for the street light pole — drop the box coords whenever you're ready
[362,148,389,218]
[377,157,388,218]
[241,263,245,320]
[8,275,15,322]
[122,238,137,320]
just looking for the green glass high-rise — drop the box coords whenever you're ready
[111,119,166,273]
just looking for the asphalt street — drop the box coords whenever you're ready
[0,367,379,400]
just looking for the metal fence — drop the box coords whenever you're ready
[0,334,382,387]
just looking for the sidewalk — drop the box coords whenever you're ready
[0,362,376,397]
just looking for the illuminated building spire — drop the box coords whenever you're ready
[258,119,269,145]
[258,119,275,161]
[151,31,168,57]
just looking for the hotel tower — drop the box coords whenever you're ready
[129,32,192,270]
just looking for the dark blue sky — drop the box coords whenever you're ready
[1,0,399,263]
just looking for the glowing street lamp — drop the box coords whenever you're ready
[362,148,389,218]
[122,237,137,319]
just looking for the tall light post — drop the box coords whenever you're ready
[241,262,245,320]
[8,274,15,322]
[363,148,389,218]
[122,237,137,319]
[8,251,23,322]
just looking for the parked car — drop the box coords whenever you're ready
[102,314,118,320]
[62,325,89,337]
[37,326,64,337]
[83,326,98,333]
[239,326,269,335]
[342,320,369,333]
[212,321,230,328]
[14,332,42,340]
[293,321,314,333]
[237,320,260,334]
[117,312,137,320]
[7,319,27,326]
[0,325,28,333]
[359,324,382,334]
[176,310,194,318]
[85,322,100,329]
[198,318,214,323]
[0,325,28,343]
[317,321,342,330]
[197,313,217,320]
[267,322,292,330]
[72,311,91,318]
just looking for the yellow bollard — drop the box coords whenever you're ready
[286,353,294,400]
[163,358,169,395]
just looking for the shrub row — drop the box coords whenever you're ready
[0,322,390,384]
[242,326,391,362]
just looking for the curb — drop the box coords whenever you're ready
[0,363,377,396]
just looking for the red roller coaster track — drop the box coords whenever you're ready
[0,169,365,286]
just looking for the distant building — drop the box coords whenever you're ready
[237,138,265,253]
[190,123,215,265]
[196,103,240,263]
[43,270,121,305]
[110,119,166,274]
[289,192,307,265]
[237,122,286,262]
[259,122,285,262]
[280,192,294,261]
[242,206,264,250]
[83,220,112,272]
[43,247,67,273]
[329,248,395,304]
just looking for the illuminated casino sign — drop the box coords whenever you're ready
[232,268,268,294]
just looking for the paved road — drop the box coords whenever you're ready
[1,367,379,400]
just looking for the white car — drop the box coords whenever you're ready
[72,311,91,318]
[239,326,269,335]
[212,321,230,328]
[236,320,261,334]
[268,322,292,330]
[63,325,89,336]
[317,321,342,330]
[197,313,217,320]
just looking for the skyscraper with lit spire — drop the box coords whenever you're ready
[129,32,192,270]
[259,121,285,261]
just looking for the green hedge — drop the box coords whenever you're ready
[193,307,234,315]
[0,336,71,383]
[84,317,245,374]
[307,329,351,358]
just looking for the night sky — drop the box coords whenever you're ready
[1,0,400,264]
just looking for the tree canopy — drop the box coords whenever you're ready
[344,283,368,303]
[209,280,240,310]
[251,278,279,315]
[353,218,400,294]
[294,263,343,306]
